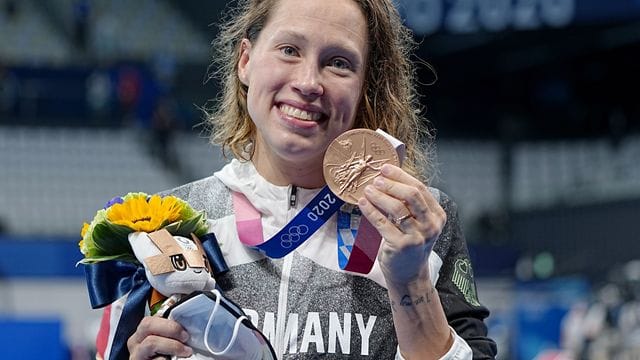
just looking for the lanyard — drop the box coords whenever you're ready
[232,129,404,274]
[233,186,344,258]
[232,187,381,274]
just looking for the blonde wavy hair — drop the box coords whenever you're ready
[205,0,436,182]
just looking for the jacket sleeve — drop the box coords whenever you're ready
[394,326,473,359]
[432,190,498,359]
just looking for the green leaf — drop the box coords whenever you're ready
[164,213,208,238]
[77,253,139,265]
[91,221,134,257]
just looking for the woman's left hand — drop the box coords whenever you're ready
[358,164,447,285]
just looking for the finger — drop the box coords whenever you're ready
[130,334,192,360]
[375,178,436,227]
[128,317,192,359]
[379,164,424,188]
[364,182,412,226]
[129,317,189,345]
[357,194,405,240]
[377,165,446,229]
[372,176,422,217]
[360,184,426,246]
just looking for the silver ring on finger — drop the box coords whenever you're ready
[391,213,413,227]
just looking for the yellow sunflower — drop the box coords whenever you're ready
[106,194,183,232]
[78,192,208,264]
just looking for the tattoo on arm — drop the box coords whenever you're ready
[390,287,435,312]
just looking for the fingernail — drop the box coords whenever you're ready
[365,185,374,194]
[373,177,384,188]
[182,345,193,356]
[180,331,190,342]
[381,164,391,175]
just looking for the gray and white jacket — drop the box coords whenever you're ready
[162,159,497,359]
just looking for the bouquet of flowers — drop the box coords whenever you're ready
[78,192,208,264]
[79,192,275,360]
[79,192,215,360]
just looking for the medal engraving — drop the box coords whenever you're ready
[323,129,399,204]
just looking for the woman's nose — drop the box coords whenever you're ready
[291,63,324,98]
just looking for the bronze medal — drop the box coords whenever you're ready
[323,129,400,204]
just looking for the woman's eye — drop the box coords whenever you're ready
[280,46,298,57]
[329,57,351,70]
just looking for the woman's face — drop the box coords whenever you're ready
[238,0,368,175]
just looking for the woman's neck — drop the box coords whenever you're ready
[251,151,326,189]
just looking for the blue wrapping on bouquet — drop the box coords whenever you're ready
[84,260,151,360]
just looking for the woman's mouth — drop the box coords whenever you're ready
[279,104,323,121]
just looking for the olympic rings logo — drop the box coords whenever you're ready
[279,225,309,248]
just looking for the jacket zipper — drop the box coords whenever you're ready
[275,185,297,356]
[288,185,298,209]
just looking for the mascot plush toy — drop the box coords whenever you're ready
[128,229,216,315]
[79,193,275,360]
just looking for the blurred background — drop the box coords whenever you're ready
[1,0,639,358]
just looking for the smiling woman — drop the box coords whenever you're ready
[235,0,369,188]
[107,0,499,359]
[209,0,434,184]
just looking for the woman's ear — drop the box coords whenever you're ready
[238,39,252,86]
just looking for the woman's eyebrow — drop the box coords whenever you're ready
[271,29,363,59]
[269,29,308,44]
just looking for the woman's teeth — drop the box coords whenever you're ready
[280,104,322,121]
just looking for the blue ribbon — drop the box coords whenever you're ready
[84,260,151,360]
[199,232,229,276]
[255,186,345,258]
[337,208,358,269]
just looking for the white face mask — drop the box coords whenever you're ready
[163,289,276,360]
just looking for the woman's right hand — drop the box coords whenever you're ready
[127,316,193,359]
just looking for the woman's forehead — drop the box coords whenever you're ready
[264,0,367,39]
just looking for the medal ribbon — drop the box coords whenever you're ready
[232,129,405,273]
[336,129,405,273]
[337,206,382,273]
[234,186,344,258]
